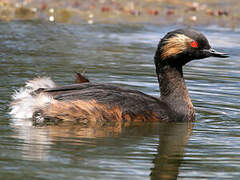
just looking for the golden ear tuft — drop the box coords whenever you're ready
[161,34,194,60]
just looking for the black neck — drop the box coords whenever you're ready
[157,64,195,120]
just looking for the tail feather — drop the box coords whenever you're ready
[25,77,57,91]
[75,72,89,83]
[9,77,56,119]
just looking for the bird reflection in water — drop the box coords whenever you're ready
[11,119,192,179]
[151,122,193,180]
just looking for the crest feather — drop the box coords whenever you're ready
[161,34,194,60]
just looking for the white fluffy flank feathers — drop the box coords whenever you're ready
[9,77,56,119]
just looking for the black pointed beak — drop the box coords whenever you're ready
[203,48,229,58]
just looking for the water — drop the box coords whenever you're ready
[0,21,240,179]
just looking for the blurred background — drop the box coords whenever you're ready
[0,0,239,28]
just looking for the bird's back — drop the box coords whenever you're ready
[32,83,174,125]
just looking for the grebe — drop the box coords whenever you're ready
[10,29,228,125]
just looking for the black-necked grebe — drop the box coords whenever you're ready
[10,29,228,125]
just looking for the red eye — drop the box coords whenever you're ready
[190,41,198,48]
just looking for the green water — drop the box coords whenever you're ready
[0,21,240,179]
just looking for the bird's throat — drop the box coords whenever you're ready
[157,65,195,120]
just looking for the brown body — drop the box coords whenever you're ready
[11,29,228,125]
[33,82,180,125]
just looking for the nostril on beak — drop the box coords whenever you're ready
[204,48,229,58]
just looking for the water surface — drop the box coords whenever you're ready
[0,21,240,179]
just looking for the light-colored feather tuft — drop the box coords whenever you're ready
[9,77,56,120]
[161,34,194,60]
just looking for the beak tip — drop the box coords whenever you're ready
[216,53,229,58]
[208,48,229,58]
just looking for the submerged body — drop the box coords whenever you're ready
[10,29,228,125]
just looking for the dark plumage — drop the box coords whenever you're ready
[10,29,228,125]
